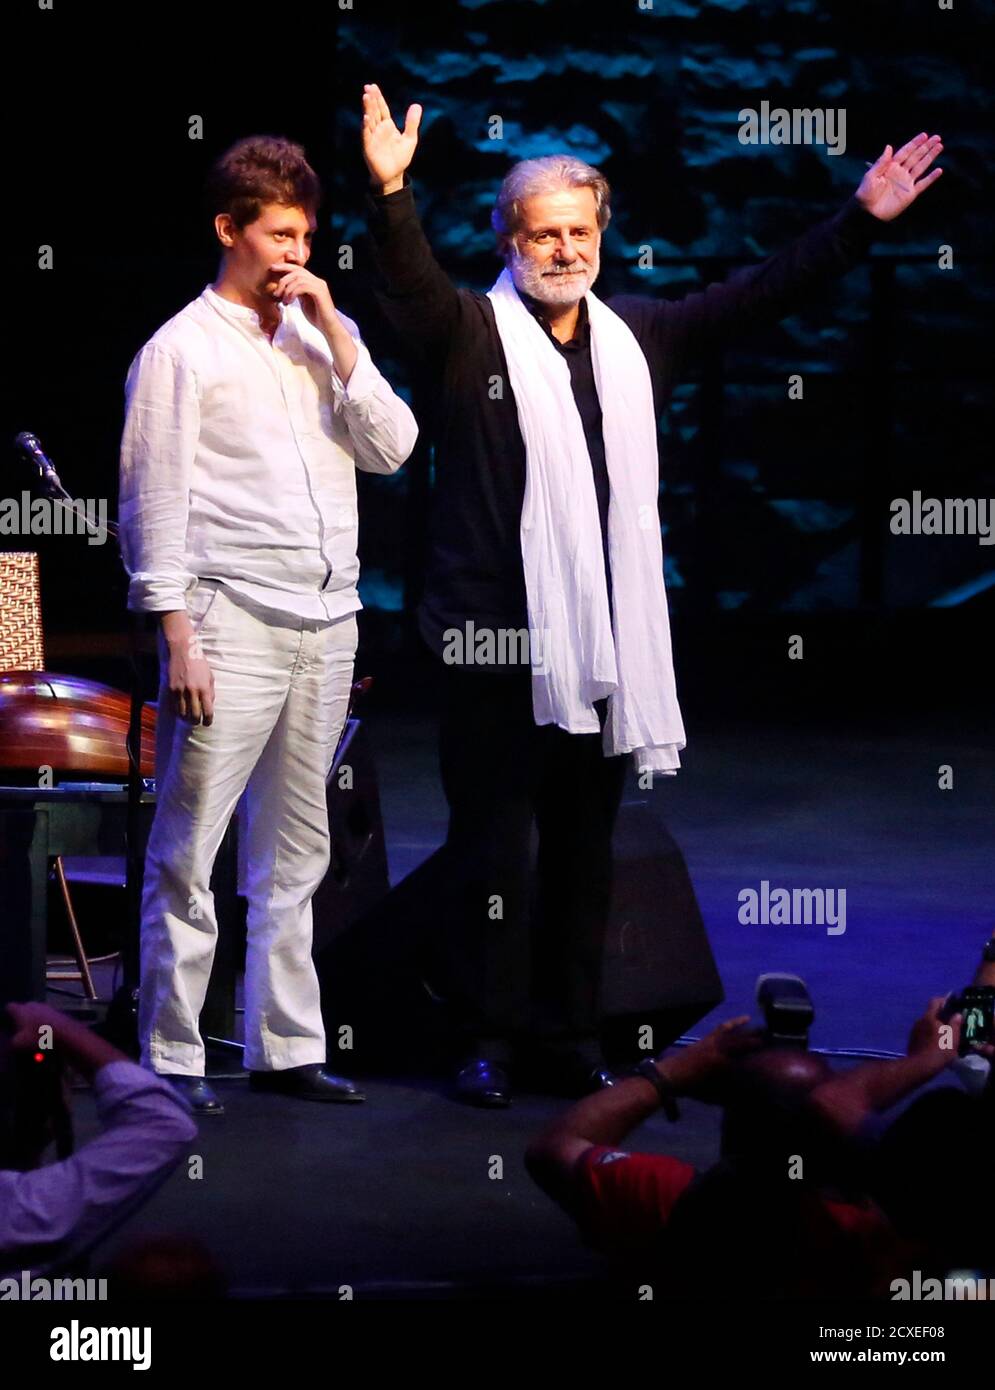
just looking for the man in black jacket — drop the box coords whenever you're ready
[361,82,943,1107]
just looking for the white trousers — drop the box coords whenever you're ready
[139,580,358,1075]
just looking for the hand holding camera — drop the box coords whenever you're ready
[4,1002,127,1080]
[938,987,995,1059]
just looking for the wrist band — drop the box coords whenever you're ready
[634,1058,681,1122]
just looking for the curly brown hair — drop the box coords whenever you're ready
[204,134,322,230]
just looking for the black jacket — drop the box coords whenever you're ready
[365,178,877,659]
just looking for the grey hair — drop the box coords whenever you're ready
[490,155,612,240]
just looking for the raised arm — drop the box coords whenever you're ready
[331,312,419,474]
[525,1017,758,1220]
[362,83,461,354]
[808,996,965,1139]
[650,131,943,371]
[265,265,419,475]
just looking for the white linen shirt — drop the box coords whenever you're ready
[119,286,418,619]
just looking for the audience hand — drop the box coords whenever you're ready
[662,1015,763,1102]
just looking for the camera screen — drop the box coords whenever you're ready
[958,988,995,1054]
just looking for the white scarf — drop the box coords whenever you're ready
[487,268,686,774]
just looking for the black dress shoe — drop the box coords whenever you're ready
[160,1075,225,1115]
[248,1064,365,1102]
[526,1044,618,1098]
[455,1058,512,1108]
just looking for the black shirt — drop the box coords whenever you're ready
[365,180,876,663]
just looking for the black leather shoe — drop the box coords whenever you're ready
[160,1075,224,1115]
[248,1064,365,1102]
[455,1058,512,1108]
[540,1056,618,1098]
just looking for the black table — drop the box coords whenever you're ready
[0,783,239,1035]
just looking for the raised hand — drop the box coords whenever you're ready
[267,261,335,325]
[662,1015,764,1103]
[856,132,943,222]
[362,83,422,193]
[907,995,961,1071]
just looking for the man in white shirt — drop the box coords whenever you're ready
[119,135,418,1112]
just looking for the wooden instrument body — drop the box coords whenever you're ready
[0,672,156,780]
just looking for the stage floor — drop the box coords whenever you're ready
[58,708,992,1296]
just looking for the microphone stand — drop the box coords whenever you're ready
[21,452,151,1041]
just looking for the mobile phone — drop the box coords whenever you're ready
[953,987,995,1056]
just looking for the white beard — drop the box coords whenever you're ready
[507,246,600,307]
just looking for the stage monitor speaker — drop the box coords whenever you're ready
[307,716,391,959]
[316,798,724,1072]
[599,801,724,1066]
[315,840,454,1070]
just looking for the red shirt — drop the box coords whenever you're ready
[573,1146,924,1297]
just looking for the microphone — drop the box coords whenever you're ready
[14,431,64,490]
[11,430,117,543]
